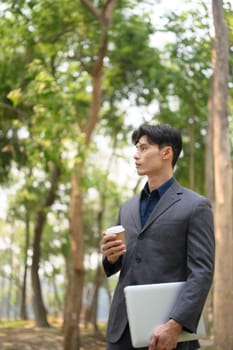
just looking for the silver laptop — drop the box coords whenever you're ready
[124,282,206,348]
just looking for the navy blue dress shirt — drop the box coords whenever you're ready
[140,177,175,227]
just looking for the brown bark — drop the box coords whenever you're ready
[188,121,195,190]
[64,170,85,350]
[204,54,215,339]
[6,232,14,320]
[31,164,61,327]
[63,2,118,349]
[84,1,118,144]
[205,74,215,203]
[212,1,233,349]
[20,207,30,320]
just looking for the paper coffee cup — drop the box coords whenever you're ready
[105,225,126,244]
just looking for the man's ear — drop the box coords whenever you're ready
[162,146,172,158]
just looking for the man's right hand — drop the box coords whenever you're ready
[101,233,126,264]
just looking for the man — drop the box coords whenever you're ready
[101,124,215,350]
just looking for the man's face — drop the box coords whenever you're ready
[134,135,167,177]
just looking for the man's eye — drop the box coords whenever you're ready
[136,144,148,152]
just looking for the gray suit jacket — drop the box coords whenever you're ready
[103,181,215,348]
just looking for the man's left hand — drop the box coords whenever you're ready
[149,319,182,350]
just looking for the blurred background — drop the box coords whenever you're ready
[0,0,232,349]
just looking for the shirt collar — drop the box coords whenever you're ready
[141,177,175,199]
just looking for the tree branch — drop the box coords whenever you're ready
[0,102,29,118]
[81,0,119,143]
[80,0,101,20]
[101,0,118,27]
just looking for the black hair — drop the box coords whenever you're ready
[132,124,182,167]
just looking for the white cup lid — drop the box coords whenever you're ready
[105,225,125,234]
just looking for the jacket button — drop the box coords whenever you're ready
[135,256,141,263]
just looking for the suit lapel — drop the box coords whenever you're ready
[129,194,142,232]
[140,181,183,233]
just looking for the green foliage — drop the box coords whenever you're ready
[106,13,161,103]
[152,5,213,193]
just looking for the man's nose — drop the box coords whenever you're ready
[134,150,139,159]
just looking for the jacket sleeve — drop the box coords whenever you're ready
[102,255,123,277]
[102,212,123,278]
[169,198,215,333]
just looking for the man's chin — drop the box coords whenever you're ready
[136,170,145,176]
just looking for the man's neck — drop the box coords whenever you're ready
[147,172,173,192]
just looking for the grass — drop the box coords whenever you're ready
[0,319,106,333]
[0,319,34,329]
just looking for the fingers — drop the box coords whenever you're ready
[102,234,125,255]
[149,334,158,350]
[149,321,179,350]
[101,233,126,262]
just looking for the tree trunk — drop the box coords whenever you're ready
[63,1,118,349]
[20,207,30,320]
[31,209,50,327]
[64,170,85,350]
[204,65,215,337]
[31,164,61,327]
[212,1,233,349]
[205,74,215,203]
[7,241,13,320]
[188,120,195,190]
